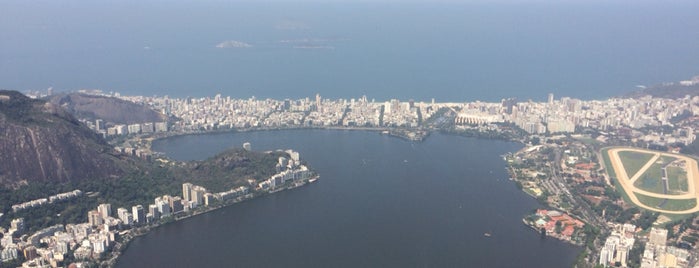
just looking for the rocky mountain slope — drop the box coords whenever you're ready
[45,93,168,124]
[0,90,125,186]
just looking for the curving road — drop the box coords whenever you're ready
[606,147,699,214]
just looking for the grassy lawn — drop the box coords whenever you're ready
[632,156,679,195]
[659,156,679,164]
[634,174,665,194]
[667,166,689,193]
[573,136,600,146]
[635,192,665,208]
[662,213,697,223]
[602,148,633,204]
[618,151,655,179]
[635,192,696,212]
[662,198,697,211]
[633,161,665,194]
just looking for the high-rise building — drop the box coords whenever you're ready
[548,93,554,105]
[191,187,206,207]
[117,207,127,218]
[95,119,104,131]
[97,203,112,219]
[182,183,193,202]
[156,197,171,217]
[132,205,145,224]
[169,196,184,214]
[88,210,103,227]
[23,246,37,261]
[148,204,160,220]
[649,227,668,246]
[315,93,321,109]
[117,208,133,225]
[10,218,24,234]
[204,193,215,206]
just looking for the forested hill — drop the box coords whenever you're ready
[625,76,699,99]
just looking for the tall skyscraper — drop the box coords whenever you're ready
[148,204,160,220]
[315,93,322,111]
[132,205,145,224]
[156,198,170,217]
[88,210,103,227]
[182,183,193,202]
[191,187,205,207]
[548,93,554,105]
[649,227,668,246]
[117,208,133,225]
[169,196,184,214]
[97,203,112,219]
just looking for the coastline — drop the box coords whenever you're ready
[117,130,580,267]
[106,174,319,267]
[134,127,583,244]
[128,126,436,155]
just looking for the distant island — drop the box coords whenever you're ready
[215,40,252,49]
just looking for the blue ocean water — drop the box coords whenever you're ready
[1,0,698,102]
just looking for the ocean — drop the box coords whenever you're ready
[1,0,699,102]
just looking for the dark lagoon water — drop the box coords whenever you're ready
[116,130,580,267]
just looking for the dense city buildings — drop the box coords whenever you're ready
[0,146,316,267]
[8,78,699,267]
[85,89,696,150]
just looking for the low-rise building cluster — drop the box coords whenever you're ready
[12,190,82,213]
[526,209,585,244]
[81,118,168,138]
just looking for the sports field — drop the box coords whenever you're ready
[604,147,699,214]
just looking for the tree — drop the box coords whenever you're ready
[555,221,563,234]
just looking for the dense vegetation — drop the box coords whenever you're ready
[0,90,48,124]
[624,81,699,99]
[0,148,282,232]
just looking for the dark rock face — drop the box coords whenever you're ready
[45,93,168,125]
[0,90,123,186]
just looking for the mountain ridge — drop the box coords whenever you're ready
[45,93,169,125]
[0,90,125,187]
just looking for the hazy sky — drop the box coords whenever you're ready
[2,0,698,101]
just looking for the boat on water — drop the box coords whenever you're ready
[484,232,492,237]
[309,177,318,183]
